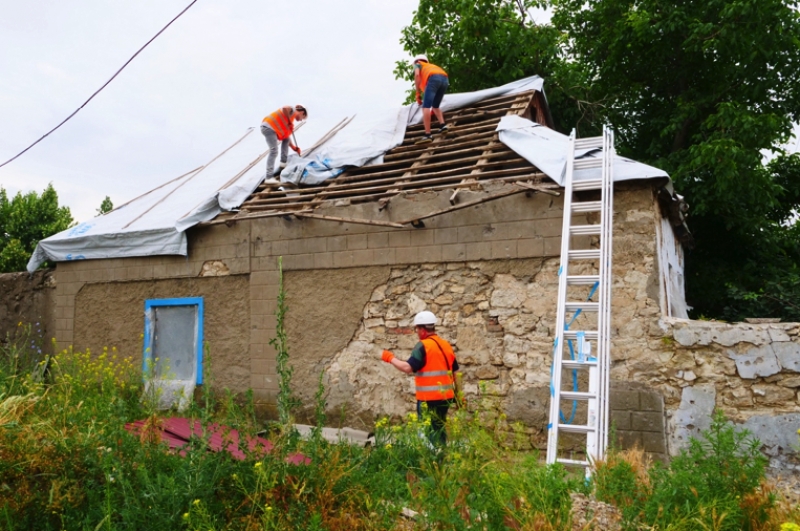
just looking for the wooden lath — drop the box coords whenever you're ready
[213,89,545,222]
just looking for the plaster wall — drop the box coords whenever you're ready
[0,269,55,352]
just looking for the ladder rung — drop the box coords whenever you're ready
[573,158,602,170]
[564,330,597,340]
[571,201,602,213]
[570,224,601,236]
[560,391,597,401]
[565,302,598,312]
[567,275,600,285]
[558,424,596,434]
[574,137,603,149]
[556,458,590,467]
[568,249,600,260]
[562,359,598,369]
[573,179,602,191]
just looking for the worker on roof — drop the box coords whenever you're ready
[261,105,307,177]
[413,54,449,145]
[380,310,461,448]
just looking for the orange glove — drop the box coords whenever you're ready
[290,144,301,156]
[381,350,395,363]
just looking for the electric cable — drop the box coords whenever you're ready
[0,0,199,170]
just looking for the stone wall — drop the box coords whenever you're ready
[653,319,800,468]
[0,269,56,352]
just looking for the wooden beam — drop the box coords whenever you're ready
[293,212,406,228]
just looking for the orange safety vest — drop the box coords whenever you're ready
[262,108,294,141]
[414,336,456,401]
[418,62,448,92]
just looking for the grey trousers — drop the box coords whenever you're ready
[261,124,290,176]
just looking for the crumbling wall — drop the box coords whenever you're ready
[0,269,56,351]
[651,319,800,469]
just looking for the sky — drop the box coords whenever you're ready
[0,0,420,222]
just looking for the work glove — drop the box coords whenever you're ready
[290,144,301,155]
[381,350,395,363]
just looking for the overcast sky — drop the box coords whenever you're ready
[0,0,419,222]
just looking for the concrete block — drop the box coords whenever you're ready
[314,252,333,269]
[271,240,289,256]
[534,218,562,238]
[726,344,781,379]
[327,235,347,252]
[250,270,279,286]
[543,236,561,256]
[332,251,355,268]
[610,410,631,430]
[409,229,434,246]
[388,231,411,248]
[251,373,277,392]
[347,234,368,250]
[367,232,389,249]
[774,342,800,373]
[373,247,397,265]
[457,225,485,243]
[465,242,492,261]
[491,240,517,259]
[351,249,375,266]
[517,238,544,258]
[252,238,271,257]
[283,253,315,270]
[632,411,663,432]
[642,431,667,453]
[419,245,443,262]
[251,299,277,316]
[493,220,531,240]
[434,227,458,244]
[251,358,276,375]
[395,246,419,264]
[441,243,466,262]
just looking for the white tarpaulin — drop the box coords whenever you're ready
[496,114,669,185]
[27,128,268,272]
[280,76,546,186]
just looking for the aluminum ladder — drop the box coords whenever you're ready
[546,126,614,473]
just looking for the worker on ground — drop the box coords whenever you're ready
[380,310,460,447]
[413,54,449,144]
[261,105,307,176]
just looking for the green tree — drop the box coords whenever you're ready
[96,196,113,216]
[394,0,598,132]
[0,184,73,272]
[550,0,800,319]
[398,0,800,320]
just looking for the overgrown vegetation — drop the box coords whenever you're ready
[2,303,799,529]
[396,0,800,322]
[0,184,73,272]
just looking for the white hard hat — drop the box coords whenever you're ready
[413,310,437,326]
[413,54,429,63]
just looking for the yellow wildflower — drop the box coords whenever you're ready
[193,499,200,506]
[255,462,262,468]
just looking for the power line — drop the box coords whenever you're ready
[0,0,199,170]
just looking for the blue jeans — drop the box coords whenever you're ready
[422,74,449,109]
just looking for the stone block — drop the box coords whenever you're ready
[768,327,791,342]
[441,243,466,262]
[632,411,663,432]
[465,242,492,260]
[314,252,333,269]
[327,235,347,252]
[367,232,389,249]
[347,234,368,251]
[491,240,518,259]
[434,227,458,245]
[395,246,419,264]
[615,430,642,450]
[642,431,667,454]
[388,231,411,248]
[639,391,664,413]
[517,238,544,258]
[726,344,781,379]
[419,245,443,262]
[504,386,549,425]
[610,389,640,411]
[774,342,800,372]
[409,229,434,246]
[373,248,396,265]
[457,225,486,243]
[610,410,631,431]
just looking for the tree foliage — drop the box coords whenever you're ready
[96,196,113,216]
[398,0,800,320]
[0,184,73,272]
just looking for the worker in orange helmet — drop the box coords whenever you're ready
[380,310,461,447]
[260,105,307,176]
[413,54,449,144]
